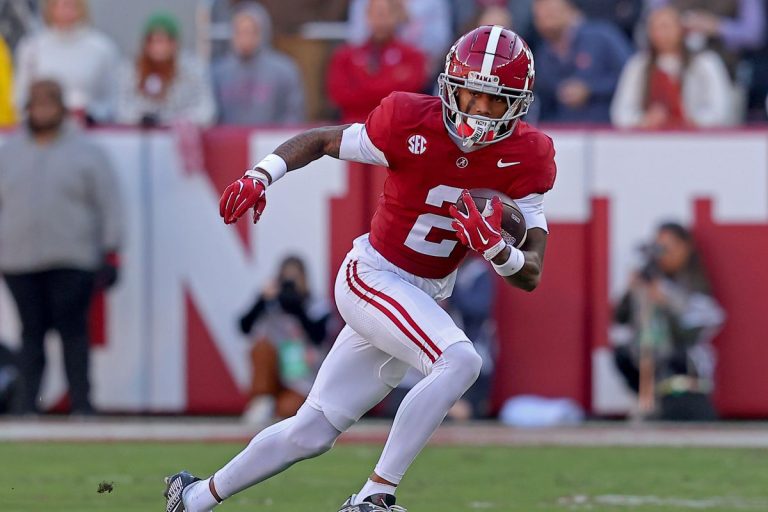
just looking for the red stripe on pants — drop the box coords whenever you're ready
[345,261,437,362]
[351,260,443,358]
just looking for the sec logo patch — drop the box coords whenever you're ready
[407,135,427,155]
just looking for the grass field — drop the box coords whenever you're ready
[0,442,766,511]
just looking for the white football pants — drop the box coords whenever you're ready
[197,235,482,508]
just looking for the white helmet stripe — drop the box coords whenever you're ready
[480,25,504,75]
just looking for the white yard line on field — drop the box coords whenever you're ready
[559,494,768,510]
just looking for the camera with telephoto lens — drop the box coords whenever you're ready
[277,279,303,314]
[637,243,664,282]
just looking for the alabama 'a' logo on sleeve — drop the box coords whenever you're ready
[407,134,427,155]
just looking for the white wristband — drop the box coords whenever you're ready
[492,246,525,276]
[246,153,287,186]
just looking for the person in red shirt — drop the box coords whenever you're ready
[167,26,556,512]
[326,0,427,122]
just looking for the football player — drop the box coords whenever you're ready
[166,25,556,512]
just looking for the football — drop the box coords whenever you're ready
[456,188,527,248]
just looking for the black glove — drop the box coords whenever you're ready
[95,252,120,290]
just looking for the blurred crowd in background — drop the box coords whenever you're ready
[0,0,767,130]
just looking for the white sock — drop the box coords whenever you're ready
[182,478,219,512]
[352,479,397,504]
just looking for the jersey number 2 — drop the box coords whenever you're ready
[404,185,464,257]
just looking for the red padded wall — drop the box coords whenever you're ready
[694,199,768,417]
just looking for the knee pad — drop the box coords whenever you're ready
[285,404,341,458]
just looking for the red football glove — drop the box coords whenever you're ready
[219,177,267,224]
[449,190,507,261]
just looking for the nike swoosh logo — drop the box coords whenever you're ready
[497,159,521,168]
[478,229,489,245]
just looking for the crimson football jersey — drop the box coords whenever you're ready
[364,92,556,279]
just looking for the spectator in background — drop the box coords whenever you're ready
[0,80,123,415]
[205,0,348,120]
[475,4,514,30]
[743,4,768,121]
[327,0,426,122]
[531,0,632,123]
[239,256,331,423]
[0,342,18,414]
[207,0,258,62]
[454,1,534,41]
[14,0,118,124]
[611,7,732,128]
[117,12,215,127]
[502,0,535,40]
[348,0,452,75]
[0,0,38,52]
[213,3,305,125]
[611,222,724,420]
[205,0,349,61]
[649,0,766,79]
[252,0,349,37]
[576,0,643,40]
[498,0,533,41]
[0,35,15,127]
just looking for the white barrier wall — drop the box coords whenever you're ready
[0,128,766,413]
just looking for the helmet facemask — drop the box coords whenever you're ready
[438,71,533,148]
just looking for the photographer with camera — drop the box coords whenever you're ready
[239,255,331,423]
[611,222,724,420]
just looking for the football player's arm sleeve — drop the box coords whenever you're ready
[515,193,548,233]
[338,123,389,166]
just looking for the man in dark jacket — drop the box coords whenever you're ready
[532,0,632,123]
